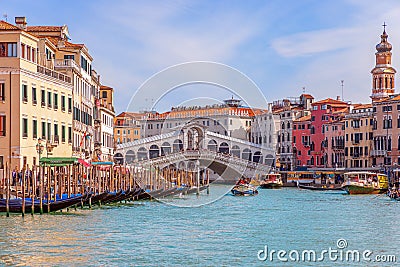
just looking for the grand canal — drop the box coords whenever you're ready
[0,186,399,266]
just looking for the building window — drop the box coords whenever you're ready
[0,42,17,57]
[54,124,59,142]
[62,125,66,142]
[22,118,28,138]
[32,87,37,104]
[33,119,37,139]
[22,84,28,102]
[54,93,58,110]
[102,91,107,98]
[41,89,45,107]
[61,95,66,111]
[0,115,5,136]
[41,121,46,139]
[68,126,72,143]
[68,97,72,113]
[0,83,4,101]
[47,92,52,108]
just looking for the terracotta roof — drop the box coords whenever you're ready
[294,115,311,122]
[26,26,63,32]
[116,112,145,119]
[0,20,21,30]
[300,93,314,99]
[353,103,372,110]
[332,107,349,114]
[44,36,84,49]
[312,98,348,106]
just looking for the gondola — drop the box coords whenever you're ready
[0,194,87,213]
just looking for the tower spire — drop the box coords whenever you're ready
[370,24,396,101]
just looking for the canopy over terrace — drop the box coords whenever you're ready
[39,157,78,166]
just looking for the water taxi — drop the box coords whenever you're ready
[341,172,388,195]
[231,184,258,196]
[259,173,283,189]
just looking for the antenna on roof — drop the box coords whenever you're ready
[2,14,7,22]
[340,80,344,101]
[302,87,306,93]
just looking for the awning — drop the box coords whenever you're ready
[91,161,114,165]
[39,157,78,166]
[78,158,91,167]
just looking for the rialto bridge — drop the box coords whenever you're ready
[115,122,275,182]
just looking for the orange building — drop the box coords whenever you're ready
[114,112,142,144]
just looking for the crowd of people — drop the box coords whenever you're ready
[11,166,33,187]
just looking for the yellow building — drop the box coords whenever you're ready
[344,104,374,168]
[0,18,73,170]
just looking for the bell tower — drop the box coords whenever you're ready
[371,23,396,101]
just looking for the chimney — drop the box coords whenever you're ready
[15,16,27,30]
[336,96,341,101]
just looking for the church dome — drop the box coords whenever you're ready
[376,30,392,52]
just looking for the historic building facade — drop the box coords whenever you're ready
[0,18,73,169]
[114,112,142,144]
[344,104,374,168]
[96,85,115,161]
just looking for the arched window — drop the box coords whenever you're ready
[207,140,217,151]
[149,144,160,159]
[231,145,240,158]
[219,142,229,154]
[173,139,183,152]
[161,142,171,156]
[114,153,124,164]
[242,149,252,161]
[253,151,262,163]
[137,147,148,161]
[125,150,135,164]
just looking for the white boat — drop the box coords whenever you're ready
[231,184,258,196]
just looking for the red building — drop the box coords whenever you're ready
[310,98,349,167]
[293,115,311,167]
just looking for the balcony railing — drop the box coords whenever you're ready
[370,150,387,157]
[54,59,80,72]
[37,65,71,84]
[32,99,37,105]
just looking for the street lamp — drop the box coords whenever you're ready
[36,138,45,163]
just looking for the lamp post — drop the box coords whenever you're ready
[36,138,45,164]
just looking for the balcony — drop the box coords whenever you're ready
[54,59,80,72]
[352,153,361,158]
[37,65,71,84]
[332,144,344,149]
[370,150,387,157]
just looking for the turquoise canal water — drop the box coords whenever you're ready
[0,186,399,266]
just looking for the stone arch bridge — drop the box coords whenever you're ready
[115,123,275,182]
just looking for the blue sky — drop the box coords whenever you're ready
[2,0,400,113]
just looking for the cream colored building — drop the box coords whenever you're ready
[0,18,73,170]
[96,85,115,161]
[25,19,101,160]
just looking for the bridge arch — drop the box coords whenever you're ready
[219,142,229,154]
[253,151,262,163]
[231,145,240,158]
[137,147,148,161]
[114,153,124,164]
[161,142,171,156]
[242,148,252,161]
[173,139,183,152]
[265,154,274,165]
[126,150,135,164]
[207,140,217,151]
[149,144,160,159]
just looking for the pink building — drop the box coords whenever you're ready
[310,98,349,167]
[292,115,311,167]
